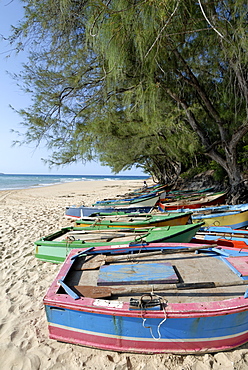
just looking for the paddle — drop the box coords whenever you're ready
[67,227,151,234]
[66,229,149,242]
[78,214,155,222]
[69,280,248,299]
[75,244,216,270]
[73,234,140,242]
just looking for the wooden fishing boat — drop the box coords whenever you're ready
[34,223,203,264]
[75,212,193,229]
[191,237,248,250]
[97,184,167,201]
[159,187,216,203]
[92,189,165,208]
[168,186,215,195]
[191,203,248,214]
[193,226,248,246]
[196,225,248,239]
[65,205,153,219]
[123,183,168,197]
[44,243,248,354]
[160,203,248,229]
[192,206,248,229]
[158,192,226,211]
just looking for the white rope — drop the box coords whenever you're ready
[140,294,168,340]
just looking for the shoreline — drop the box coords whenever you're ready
[0,179,247,369]
[0,174,148,193]
[0,178,145,200]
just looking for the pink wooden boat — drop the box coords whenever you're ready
[44,242,248,354]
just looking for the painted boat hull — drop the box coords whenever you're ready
[192,226,248,249]
[65,205,153,219]
[127,183,169,197]
[200,226,248,235]
[158,192,226,211]
[93,194,161,208]
[192,209,248,229]
[34,223,204,263]
[192,238,248,251]
[44,247,248,354]
[75,212,192,228]
[159,203,248,229]
[45,301,248,354]
[196,226,248,239]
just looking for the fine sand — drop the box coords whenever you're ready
[0,179,248,370]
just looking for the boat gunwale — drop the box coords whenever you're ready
[158,192,227,210]
[43,247,248,319]
[75,212,193,227]
[35,223,204,245]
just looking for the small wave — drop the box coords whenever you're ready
[0,173,147,190]
[103,177,119,181]
[38,182,62,187]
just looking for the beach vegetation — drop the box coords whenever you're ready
[10,0,248,202]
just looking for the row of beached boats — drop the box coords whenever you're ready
[40,183,248,354]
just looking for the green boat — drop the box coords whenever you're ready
[75,212,193,228]
[34,223,204,264]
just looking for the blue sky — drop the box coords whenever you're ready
[0,1,144,176]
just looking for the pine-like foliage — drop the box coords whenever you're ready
[10,1,248,198]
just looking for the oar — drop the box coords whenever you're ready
[66,231,148,242]
[70,280,248,299]
[79,214,154,221]
[76,245,216,270]
[69,234,137,242]
[67,227,150,234]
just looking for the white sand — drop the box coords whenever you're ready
[0,179,247,369]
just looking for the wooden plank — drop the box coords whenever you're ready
[97,262,178,286]
[74,245,215,271]
[71,280,248,299]
[66,232,145,242]
[226,256,248,277]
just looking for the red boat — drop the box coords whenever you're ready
[158,192,226,211]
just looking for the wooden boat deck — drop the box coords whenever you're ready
[64,251,247,304]
[46,223,203,246]
[45,245,248,354]
[54,229,148,243]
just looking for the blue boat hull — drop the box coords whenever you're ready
[44,246,248,354]
[45,301,248,354]
[65,205,152,218]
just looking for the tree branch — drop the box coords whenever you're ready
[172,48,229,142]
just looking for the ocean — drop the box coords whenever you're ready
[0,173,147,191]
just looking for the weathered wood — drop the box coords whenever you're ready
[77,245,216,270]
[66,231,147,242]
[71,280,248,299]
[68,228,148,234]
[196,231,248,238]
[97,262,178,286]
[80,214,155,222]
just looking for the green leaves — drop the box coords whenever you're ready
[9,0,248,192]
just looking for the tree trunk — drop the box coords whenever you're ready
[226,182,248,204]
[166,89,248,204]
[205,146,248,204]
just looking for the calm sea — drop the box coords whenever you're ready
[0,174,147,191]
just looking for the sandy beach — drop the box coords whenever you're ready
[0,179,248,370]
